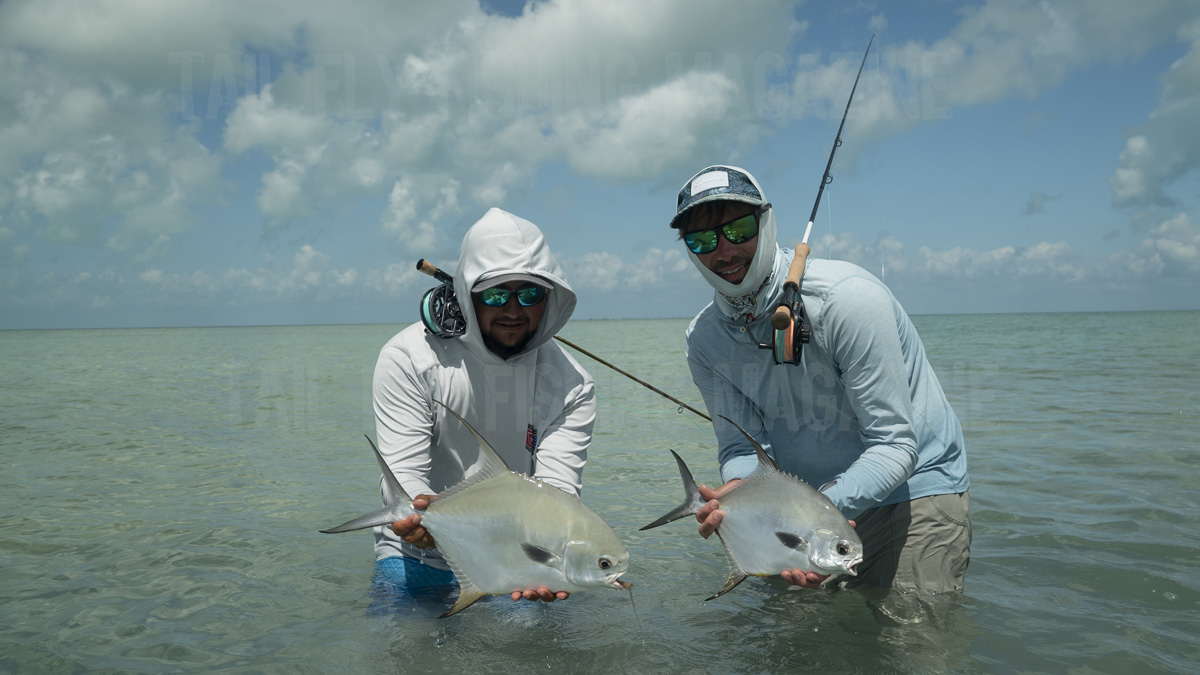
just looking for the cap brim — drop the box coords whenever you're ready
[669,193,764,229]
[471,273,554,292]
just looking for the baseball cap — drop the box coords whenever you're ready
[669,165,765,230]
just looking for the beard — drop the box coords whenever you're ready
[482,327,537,360]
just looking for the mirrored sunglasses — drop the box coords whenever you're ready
[475,285,548,307]
[683,205,769,255]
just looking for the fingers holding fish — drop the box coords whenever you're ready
[509,587,570,603]
[780,568,828,589]
[696,501,723,539]
[696,479,741,539]
[391,494,437,549]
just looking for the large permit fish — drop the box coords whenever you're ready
[641,416,862,599]
[321,401,631,617]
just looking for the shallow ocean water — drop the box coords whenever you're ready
[2,312,1197,673]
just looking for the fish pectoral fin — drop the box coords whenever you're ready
[706,569,749,601]
[521,542,562,568]
[440,582,488,618]
[775,531,809,551]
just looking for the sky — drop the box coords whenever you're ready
[1,0,1198,330]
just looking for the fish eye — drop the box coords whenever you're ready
[837,542,850,555]
[598,557,612,570]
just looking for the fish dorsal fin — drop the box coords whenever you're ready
[717,415,778,480]
[433,399,511,481]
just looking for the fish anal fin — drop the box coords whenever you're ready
[521,542,561,567]
[775,531,809,551]
[438,557,488,618]
[441,584,487,618]
[706,569,749,601]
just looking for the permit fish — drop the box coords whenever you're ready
[641,416,862,599]
[321,401,631,617]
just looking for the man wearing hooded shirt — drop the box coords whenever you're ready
[370,207,595,608]
[671,165,971,594]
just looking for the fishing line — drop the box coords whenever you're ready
[593,393,717,437]
[553,336,711,422]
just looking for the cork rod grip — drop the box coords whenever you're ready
[416,258,438,277]
[770,243,810,330]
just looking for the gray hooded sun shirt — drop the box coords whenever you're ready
[371,208,596,568]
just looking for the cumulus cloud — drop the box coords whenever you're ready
[912,240,1084,282]
[1109,22,1200,208]
[562,247,692,292]
[813,1,1191,165]
[1106,212,1200,278]
[0,26,223,256]
[381,178,437,252]
[3,0,1199,326]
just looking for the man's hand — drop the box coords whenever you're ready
[695,479,743,539]
[510,587,569,603]
[391,495,435,549]
[780,569,829,588]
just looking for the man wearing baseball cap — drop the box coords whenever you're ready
[671,165,971,594]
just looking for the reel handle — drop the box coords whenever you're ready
[771,242,811,330]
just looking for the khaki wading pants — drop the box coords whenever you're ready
[843,490,972,593]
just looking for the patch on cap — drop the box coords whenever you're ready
[691,171,729,196]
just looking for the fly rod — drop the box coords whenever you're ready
[770,32,875,333]
[415,259,711,422]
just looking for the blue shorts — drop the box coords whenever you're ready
[368,556,459,615]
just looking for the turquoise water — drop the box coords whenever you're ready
[1,312,1198,673]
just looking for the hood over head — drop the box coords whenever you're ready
[454,208,576,360]
[672,165,780,302]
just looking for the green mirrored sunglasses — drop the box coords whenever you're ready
[683,205,769,254]
[475,285,548,307]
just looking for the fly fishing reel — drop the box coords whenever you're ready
[417,259,466,339]
[758,281,811,365]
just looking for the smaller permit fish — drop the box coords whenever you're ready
[321,401,632,617]
[641,416,862,599]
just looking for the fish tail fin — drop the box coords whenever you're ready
[320,435,414,534]
[319,506,398,534]
[639,450,705,531]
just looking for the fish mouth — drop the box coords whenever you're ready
[846,558,863,577]
[610,577,632,590]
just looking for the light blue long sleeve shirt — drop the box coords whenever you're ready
[685,249,969,519]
